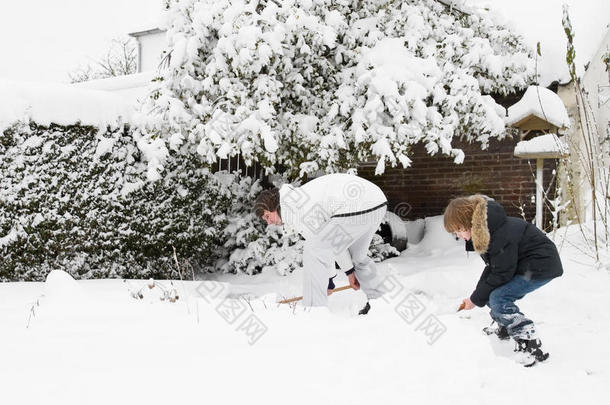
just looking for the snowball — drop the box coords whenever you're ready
[44,270,84,301]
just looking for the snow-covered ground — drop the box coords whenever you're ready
[2,218,609,405]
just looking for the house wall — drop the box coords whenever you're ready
[556,28,610,225]
[582,28,610,144]
[356,137,558,228]
[138,31,167,72]
[557,83,587,224]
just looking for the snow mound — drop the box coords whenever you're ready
[44,270,84,301]
[72,71,155,92]
[73,72,156,105]
[405,218,426,245]
[414,215,462,253]
[0,78,134,131]
[384,211,408,250]
[514,133,569,157]
[506,86,570,129]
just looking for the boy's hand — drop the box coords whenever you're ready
[348,273,360,290]
[459,298,475,311]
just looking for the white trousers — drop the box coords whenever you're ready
[302,206,387,307]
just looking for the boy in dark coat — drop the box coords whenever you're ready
[443,195,563,366]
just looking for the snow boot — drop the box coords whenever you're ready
[514,338,549,367]
[358,301,371,315]
[483,322,510,341]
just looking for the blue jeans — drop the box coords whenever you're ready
[487,275,551,340]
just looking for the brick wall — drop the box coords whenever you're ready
[357,137,558,228]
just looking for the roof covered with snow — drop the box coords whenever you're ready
[0,78,134,130]
[506,86,570,130]
[128,27,165,37]
[514,133,569,158]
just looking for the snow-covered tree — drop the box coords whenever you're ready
[136,0,535,179]
[69,37,138,83]
[0,120,250,281]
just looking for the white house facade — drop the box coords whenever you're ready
[129,28,168,73]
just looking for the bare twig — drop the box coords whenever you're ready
[242,296,254,312]
[172,245,192,314]
[25,296,42,329]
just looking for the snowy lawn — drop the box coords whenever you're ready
[2,220,609,405]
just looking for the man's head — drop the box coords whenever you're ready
[443,196,478,241]
[254,187,282,225]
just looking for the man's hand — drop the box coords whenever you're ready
[348,273,360,290]
[327,289,333,296]
[459,298,475,311]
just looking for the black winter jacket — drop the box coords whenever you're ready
[466,198,563,307]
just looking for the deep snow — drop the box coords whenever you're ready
[514,133,569,157]
[1,219,609,405]
[0,78,134,131]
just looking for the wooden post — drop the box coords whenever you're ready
[536,158,543,229]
